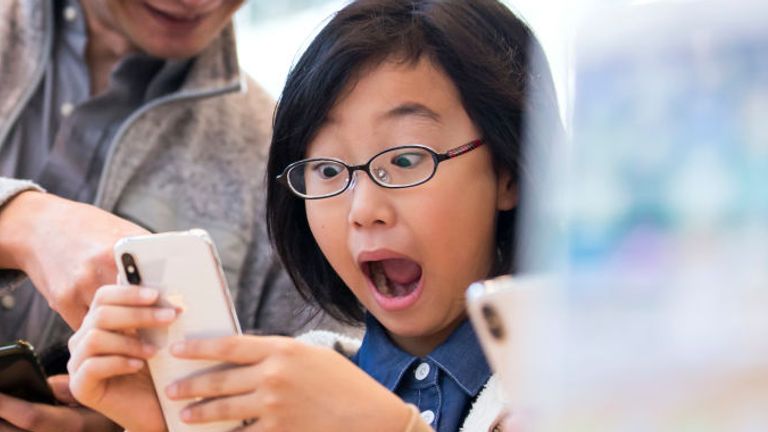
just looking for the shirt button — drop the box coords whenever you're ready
[63,5,77,22]
[1,294,15,310]
[60,103,74,117]
[420,410,435,425]
[414,362,430,380]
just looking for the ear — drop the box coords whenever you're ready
[496,169,518,211]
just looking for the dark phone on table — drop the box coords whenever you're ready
[0,340,57,405]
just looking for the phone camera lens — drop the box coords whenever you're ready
[481,303,505,341]
[121,253,142,285]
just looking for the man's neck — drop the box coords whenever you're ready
[78,0,137,96]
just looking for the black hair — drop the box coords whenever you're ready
[267,0,561,324]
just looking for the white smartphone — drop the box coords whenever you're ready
[466,275,553,408]
[114,229,242,432]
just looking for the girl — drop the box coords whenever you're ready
[67,0,560,431]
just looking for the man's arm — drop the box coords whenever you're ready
[0,177,148,328]
[0,179,45,270]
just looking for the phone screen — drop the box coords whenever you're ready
[0,341,57,405]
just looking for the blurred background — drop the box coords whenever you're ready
[234,0,572,121]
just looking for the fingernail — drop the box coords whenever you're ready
[154,308,176,321]
[139,288,158,301]
[129,359,144,369]
[166,383,178,398]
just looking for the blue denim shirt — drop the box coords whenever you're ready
[353,315,491,432]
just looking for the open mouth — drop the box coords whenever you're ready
[363,258,423,299]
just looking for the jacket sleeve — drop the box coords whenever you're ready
[0,177,44,292]
[0,177,43,208]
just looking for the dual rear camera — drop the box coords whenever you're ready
[120,253,142,285]
[481,303,505,341]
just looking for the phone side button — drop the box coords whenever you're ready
[1,295,15,310]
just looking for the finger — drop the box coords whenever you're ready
[90,284,160,308]
[47,375,76,405]
[69,356,144,405]
[170,335,285,364]
[68,328,155,372]
[82,304,177,332]
[181,392,258,424]
[167,365,256,400]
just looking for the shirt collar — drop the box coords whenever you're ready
[426,317,492,397]
[355,314,492,397]
[354,314,417,392]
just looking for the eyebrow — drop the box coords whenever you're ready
[381,102,442,123]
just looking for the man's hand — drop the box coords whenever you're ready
[0,191,148,328]
[0,375,122,432]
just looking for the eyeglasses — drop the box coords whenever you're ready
[277,139,484,200]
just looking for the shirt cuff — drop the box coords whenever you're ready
[0,178,44,295]
[0,178,45,209]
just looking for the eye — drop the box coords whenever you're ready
[390,152,425,169]
[310,162,344,180]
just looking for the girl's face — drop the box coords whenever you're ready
[305,58,517,355]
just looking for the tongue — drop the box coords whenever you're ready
[380,258,422,285]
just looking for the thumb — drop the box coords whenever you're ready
[48,374,78,405]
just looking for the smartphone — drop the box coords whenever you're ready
[466,275,553,407]
[0,340,57,405]
[114,229,242,432]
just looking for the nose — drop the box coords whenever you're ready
[347,171,396,229]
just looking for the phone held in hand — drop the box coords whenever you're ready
[0,340,57,405]
[114,229,242,432]
[465,275,553,409]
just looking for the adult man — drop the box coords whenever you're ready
[0,0,337,430]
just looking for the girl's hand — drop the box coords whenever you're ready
[67,284,177,432]
[167,336,413,432]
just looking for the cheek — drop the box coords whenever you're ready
[306,202,350,267]
[306,203,334,249]
[418,175,499,277]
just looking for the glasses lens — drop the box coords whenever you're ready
[370,147,435,187]
[288,160,349,198]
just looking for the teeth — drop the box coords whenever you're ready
[369,262,391,296]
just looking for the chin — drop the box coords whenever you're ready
[377,313,434,338]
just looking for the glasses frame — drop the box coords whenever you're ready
[277,139,484,200]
